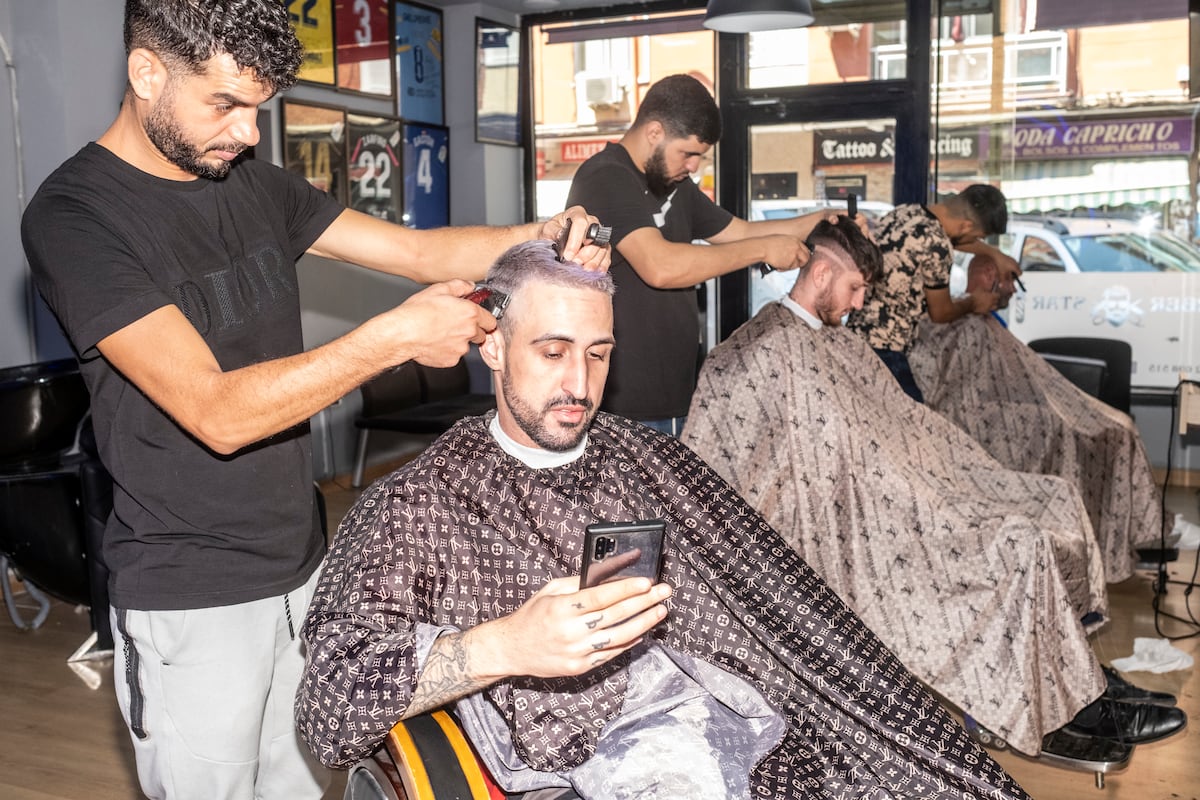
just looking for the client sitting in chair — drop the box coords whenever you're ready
[297,241,1033,799]
[907,253,1163,583]
[682,219,1184,761]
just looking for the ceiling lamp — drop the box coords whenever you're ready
[702,0,815,33]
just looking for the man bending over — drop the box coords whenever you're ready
[683,218,1184,758]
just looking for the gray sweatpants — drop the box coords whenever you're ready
[111,569,329,800]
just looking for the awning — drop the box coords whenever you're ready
[1002,158,1189,213]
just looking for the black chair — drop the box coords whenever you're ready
[1027,337,1132,415]
[0,359,113,653]
[352,360,495,488]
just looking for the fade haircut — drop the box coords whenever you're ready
[124,0,303,94]
[631,74,722,145]
[486,240,615,333]
[946,184,1009,238]
[807,216,884,284]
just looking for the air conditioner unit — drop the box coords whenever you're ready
[577,73,624,107]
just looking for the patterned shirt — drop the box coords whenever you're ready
[845,204,953,353]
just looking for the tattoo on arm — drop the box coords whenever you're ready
[405,632,491,718]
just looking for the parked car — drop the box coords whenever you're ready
[950,215,1200,295]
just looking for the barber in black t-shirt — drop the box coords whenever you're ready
[566,74,841,436]
[19,3,609,799]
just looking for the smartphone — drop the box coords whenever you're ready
[580,520,666,588]
[847,193,858,219]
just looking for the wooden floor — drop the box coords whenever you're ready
[1,467,1197,799]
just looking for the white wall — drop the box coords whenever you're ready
[0,0,126,365]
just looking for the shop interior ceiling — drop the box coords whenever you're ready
[424,1,916,25]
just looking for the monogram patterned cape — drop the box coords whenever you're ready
[682,303,1107,756]
[297,412,1030,798]
[909,315,1162,583]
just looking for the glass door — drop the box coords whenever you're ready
[746,117,898,315]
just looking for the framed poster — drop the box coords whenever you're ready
[335,0,394,96]
[395,1,444,125]
[402,123,449,229]
[282,101,347,205]
[287,0,336,85]
[347,113,403,222]
[475,18,521,146]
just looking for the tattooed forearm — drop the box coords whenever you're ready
[404,631,491,718]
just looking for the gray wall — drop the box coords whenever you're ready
[0,1,524,480]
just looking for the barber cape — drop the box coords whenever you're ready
[299,412,1029,799]
[909,314,1162,582]
[682,302,1107,756]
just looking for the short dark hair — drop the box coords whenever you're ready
[631,74,721,145]
[956,184,1008,237]
[125,0,302,94]
[807,216,884,284]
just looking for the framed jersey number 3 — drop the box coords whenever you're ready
[402,123,449,229]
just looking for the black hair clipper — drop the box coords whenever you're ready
[554,217,613,262]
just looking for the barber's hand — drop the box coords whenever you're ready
[762,234,811,272]
[477,576,671,680]
[373,280,496,368]
[968,288,1001,315]
[993,250,1021,284]
[540,206,612,272]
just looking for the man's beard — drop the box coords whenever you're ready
[502,370,594,452]
[814,285,845,326]
[643,146,683,198]
[144,92,243,179]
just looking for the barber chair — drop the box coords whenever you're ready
[346,710,504,800]
[1027,337,1132,415]
[0,358,113,660]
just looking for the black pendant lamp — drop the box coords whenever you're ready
[702,0,815,32]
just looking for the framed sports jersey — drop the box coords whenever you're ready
[282,101,347,205]
[347,114,403,222]
[394,1,444,125]
[402,123,449,229]
[335,0,394,96]
[287,0,336,85]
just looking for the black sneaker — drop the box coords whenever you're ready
[1102,666,1177,707]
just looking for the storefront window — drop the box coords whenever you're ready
[926,2,1198,389]
[529,11,715,220]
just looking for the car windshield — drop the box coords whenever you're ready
[1061,231,1200,272]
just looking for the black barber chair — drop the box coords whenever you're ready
[0,358,113,654]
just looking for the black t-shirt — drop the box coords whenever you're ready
[22,143,343,610]
[565,144,733,420]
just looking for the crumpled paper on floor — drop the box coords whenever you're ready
[1172,513,1200,550]
[1110,637,1195,674]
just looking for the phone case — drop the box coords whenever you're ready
[581,519,666,588]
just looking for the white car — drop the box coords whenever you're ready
[950,215,1200,295]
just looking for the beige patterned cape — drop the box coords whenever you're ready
[683,302,1107,755]
[909,315,1162,583]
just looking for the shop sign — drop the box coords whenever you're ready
[814,129,985,166]
[1011,116,1193,160]
[559,140,616,163]
[1007,272,1200,389]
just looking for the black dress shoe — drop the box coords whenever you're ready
[1102,666,1177,706]
[1063,697,1187,745]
